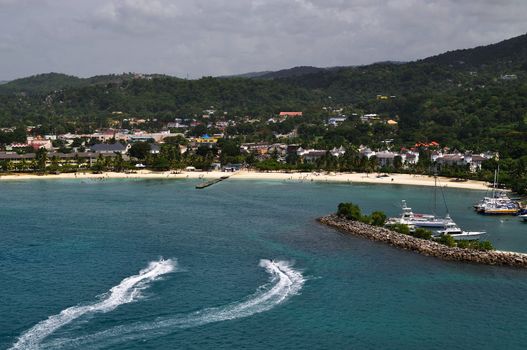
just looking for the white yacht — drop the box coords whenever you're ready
[436,222,486,241]
[386,200,453,228]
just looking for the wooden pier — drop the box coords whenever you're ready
[195,176,230,189]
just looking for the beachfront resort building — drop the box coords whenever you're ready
[433,151,495,171]
[89,143,129,154]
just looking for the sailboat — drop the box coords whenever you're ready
[474,166,520,215]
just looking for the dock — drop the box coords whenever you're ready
[195,176,230,189]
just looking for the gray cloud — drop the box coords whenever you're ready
[0,0,525,80]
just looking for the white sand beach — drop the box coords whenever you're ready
[0,170,490,190]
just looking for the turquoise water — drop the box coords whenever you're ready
[1,179,526,349]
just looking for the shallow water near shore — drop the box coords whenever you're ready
[1,179,526,349]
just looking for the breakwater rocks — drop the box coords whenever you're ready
[318,214,527,268]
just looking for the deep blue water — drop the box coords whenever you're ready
[1,179,526,349]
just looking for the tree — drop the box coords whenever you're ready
[412,227,432,239]
[369,211,387,226]
[113,153,125,172]
[337,202,363,221]
[219,139,241,165]
[129,142,151,160]
[367,156,378,173]
[437,234,456,247]
[389,223,411,235]
[164,135,188,145]
[92,154,106,172]
[393,155,403,170]
[189,124,208,137]
[12,127,27,143]
[35,148,47,172]
[286,152,299,165]
[477,241,494,251]
[49,155,60,172]
[151,156,170,171]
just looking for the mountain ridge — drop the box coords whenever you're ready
[2,32,526,95]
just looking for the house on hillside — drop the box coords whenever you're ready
[327,117,347,126]
[360,114,380,123]
[27,137,53,151]
[150,144,160,154]
[240,143,270,155]
[193,134,219,144]
[279,112,303,117]
[167,121,188,129]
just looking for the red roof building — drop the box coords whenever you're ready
[279,112,303,117]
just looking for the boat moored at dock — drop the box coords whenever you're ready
[435,222,486,241]
[474,168,521,215]
[386,200,452,228]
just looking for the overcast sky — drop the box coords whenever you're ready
[0,0,526,80]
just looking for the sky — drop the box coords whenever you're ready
[0,0,526,80]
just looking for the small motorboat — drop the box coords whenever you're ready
[436,222,486,241]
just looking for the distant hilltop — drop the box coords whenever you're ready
[0,72,172,94]
[1,32,526,93]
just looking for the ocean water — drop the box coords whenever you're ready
[1,179,526,349]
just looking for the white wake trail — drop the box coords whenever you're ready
[176,259,304,327]
[46,259,305,349]
[10,258,177,350]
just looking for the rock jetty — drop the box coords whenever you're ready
[318,214,527,268]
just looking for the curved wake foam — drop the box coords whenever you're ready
[45,259,304,349]
[10,258,177,350]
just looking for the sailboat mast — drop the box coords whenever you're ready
[493,169,497,197]
[434,175,437,215]
[439,180,450,216]
[497,164,500,194]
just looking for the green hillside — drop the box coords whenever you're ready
[0,72,172,95]
[0,73,84,94]
[0,33,525,161]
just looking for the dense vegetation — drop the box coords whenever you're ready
[0,33,526,192]
[337,202,387,226]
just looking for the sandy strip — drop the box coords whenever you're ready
[0,170,490,190]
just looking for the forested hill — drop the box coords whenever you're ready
[422,33,527,69]
[0,33,525,161]
[0,72,171,95]
[273,33,527,103]
[0,73,85,94]
[0,76,322,127]
[257,66,330,79]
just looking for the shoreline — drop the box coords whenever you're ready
[0,170,490,190]
[319,214,527,268]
